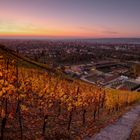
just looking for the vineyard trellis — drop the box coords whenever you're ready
[0,54,140,139]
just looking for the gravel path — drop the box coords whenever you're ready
[88,105,140,140]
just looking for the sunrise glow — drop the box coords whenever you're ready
[0,0,140,38]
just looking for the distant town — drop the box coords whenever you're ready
[0,39,140,92]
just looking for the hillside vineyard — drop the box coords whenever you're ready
[0,50,140,139]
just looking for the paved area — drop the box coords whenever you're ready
[88,105,140,140]
[129,114,140,140]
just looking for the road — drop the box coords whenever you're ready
[87,105,140,140]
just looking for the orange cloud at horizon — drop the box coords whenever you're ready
[0,24,101,38]
[0,18,138,39]
[0,0,140,39]
[0,31,136,39]
[0,8,139,39]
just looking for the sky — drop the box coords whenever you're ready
[0,0,140,39]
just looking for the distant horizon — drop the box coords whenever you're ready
[1,37,140,45]
[0,36,140,40]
